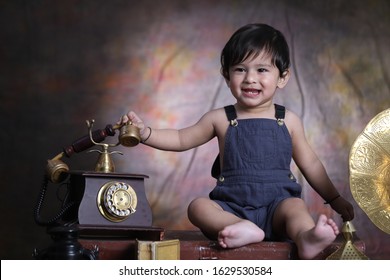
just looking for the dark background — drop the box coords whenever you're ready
[1,0,389,259]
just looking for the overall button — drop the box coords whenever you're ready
[219,176,225,182]
[289,173,294,180]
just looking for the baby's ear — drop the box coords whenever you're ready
[277,70,290,89]
[224,77,231,88]
[221,69,230,87]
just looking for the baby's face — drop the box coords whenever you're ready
[226,52,289,108]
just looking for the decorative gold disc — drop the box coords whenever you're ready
[349,108,390,234]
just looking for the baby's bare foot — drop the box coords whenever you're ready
[218,220,265,248]
[297,214,339,259]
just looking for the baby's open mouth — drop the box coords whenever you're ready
[242,88,260,96]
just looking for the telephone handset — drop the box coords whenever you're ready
[34,120,143,226]
[46,120,140,183]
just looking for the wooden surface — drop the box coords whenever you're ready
[79,229,366,260]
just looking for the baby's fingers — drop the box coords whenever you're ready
[127,111,143,124]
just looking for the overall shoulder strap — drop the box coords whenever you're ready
[274,104,286,126]
[274,104,285,119]
[224,105,237,121]
[224,105,238,126]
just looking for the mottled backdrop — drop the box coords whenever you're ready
[1,0,389,259]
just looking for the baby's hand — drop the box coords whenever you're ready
[330,196,355,222]
[119,111,147,135]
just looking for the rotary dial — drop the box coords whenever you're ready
[97,181,137,222]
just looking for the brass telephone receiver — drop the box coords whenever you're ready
[45,121,140,183]
[35,120,141,226]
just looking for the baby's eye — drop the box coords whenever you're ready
[257,68,268,73]
[233,67,246,72]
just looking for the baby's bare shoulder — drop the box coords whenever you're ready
[200,107,230,134]
[202,107,228,122]
[284,109,305,136]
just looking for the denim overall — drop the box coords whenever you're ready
[209,104,302,240]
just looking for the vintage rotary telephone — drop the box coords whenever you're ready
[34,119,154,259]
[34,119,152,229]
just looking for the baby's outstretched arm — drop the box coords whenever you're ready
[119,109,218,152]
[120,110,183,150]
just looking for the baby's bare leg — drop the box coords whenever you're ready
[188,198,264,248]
[273,198,339,259]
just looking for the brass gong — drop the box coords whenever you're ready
[349,108,390,235]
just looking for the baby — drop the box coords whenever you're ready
[120,23,354,259]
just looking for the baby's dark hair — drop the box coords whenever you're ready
[221,23,290,80]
